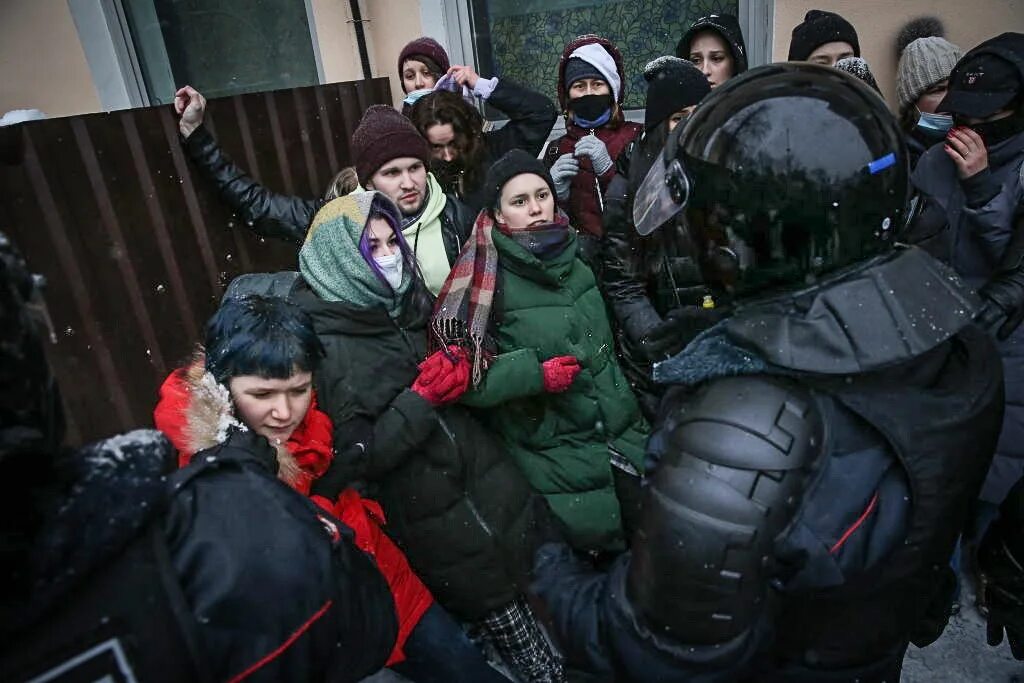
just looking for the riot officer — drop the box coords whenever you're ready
[531,63,1005,682]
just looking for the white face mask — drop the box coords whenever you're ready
[374,253,403,290]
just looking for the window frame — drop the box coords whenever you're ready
[69,0,327,111]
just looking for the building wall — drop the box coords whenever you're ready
[772,0,1024,110]
[0,0,102,118]
[305,0,426,108]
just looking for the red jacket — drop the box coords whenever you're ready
[547,35,643,237]
[153,360,433,665]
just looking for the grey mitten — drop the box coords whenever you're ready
[574,134,613,175]
[550,153,580,200]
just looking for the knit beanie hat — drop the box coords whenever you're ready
[564,57,606,90]
[398,37,451,80]
[675,13,749,74]
[787,10,860,61]
[836,57,883,96]
[484,149,557,211]
[643,57,711,130]
[350,105,431,184]
[897,37,963,111]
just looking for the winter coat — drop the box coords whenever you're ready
[532,247,1004,682]
[458,79,558,211]
[601,139,713,419]
[462,228,648,553]
[544,35,643,240]
[910,129,1024,503]
[182,124,476,252]
[1,428,398,683]
[153,360,432,665]
[288,277,539,621]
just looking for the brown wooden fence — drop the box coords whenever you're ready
[0,77,392,445]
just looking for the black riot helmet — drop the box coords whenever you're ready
[634,62,909,298]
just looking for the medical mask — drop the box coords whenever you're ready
[374,253,404,290]
[403,88,433,108]
[916,110,953,137]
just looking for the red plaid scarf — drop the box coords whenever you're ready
[431,210,570,387]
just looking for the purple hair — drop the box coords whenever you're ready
[358,194,416,291]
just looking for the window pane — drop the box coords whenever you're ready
[474,0,738,110]
[123,0,319,104]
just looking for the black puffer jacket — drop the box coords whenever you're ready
[290,277,539,621]
[182,124,475,254]
[1,428,397,683]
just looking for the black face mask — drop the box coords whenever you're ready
[960,109,1024,146]
[569,93,614,126]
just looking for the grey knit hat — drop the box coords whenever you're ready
[896,37,963,111]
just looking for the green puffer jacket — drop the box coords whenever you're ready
[463,229,648,552]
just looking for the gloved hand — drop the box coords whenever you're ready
[978,269,1024,341]
[412,347,470,405]
[640,305,731,362]
[979,530,1024,659]
[310,441,366,501]
[550,153,579,200]
[541,356,581,393]
[574,134,613,175]
[978,478,1024,660]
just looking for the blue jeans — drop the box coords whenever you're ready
[391,603,508,683]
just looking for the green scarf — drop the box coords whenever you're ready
[299,190,411,317]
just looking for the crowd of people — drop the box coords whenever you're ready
[3,8,1024,683]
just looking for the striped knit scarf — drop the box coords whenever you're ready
[431,210,570,386]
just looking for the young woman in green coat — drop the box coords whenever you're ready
[433,149,648,554]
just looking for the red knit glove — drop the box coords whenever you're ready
[412,348,470,405]
[542,356,581,393]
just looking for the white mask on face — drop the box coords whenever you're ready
[374,253,403,290]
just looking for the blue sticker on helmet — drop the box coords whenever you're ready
[868,153,896,175]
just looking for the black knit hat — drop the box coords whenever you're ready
[484,150,557,211]
[563,57,605,89]
[676,13,748,74]
[644,57,711,130]
[787,9,860,61]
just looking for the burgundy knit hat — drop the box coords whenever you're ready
[398,37,451,81]
[351,105,432,184]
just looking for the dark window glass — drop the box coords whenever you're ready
[123,0,319,104]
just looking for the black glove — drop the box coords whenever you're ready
[978,270,1024,341]
[310,441,366,501]
[978,504,1024,659]
[639,304,731,362]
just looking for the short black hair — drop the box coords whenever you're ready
[204,294,324,384]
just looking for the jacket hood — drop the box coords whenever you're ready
[292,276,431,337]
[557,35,628,110]
[152,354,329,492]
[675,13,749,74]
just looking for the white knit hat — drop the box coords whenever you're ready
[896,36,963,111]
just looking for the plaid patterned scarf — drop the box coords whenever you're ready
[431,210,570,387]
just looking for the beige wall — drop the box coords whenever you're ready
[0,0,101,118]
[312,0,425,107]
[773,0,1024,110]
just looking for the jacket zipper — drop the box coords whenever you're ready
[438,414,495,539]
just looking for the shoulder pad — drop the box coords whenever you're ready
[628,376,824,645]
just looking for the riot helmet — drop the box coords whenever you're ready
[634,63,909,298]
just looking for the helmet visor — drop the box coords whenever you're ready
[633,156,690,236]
